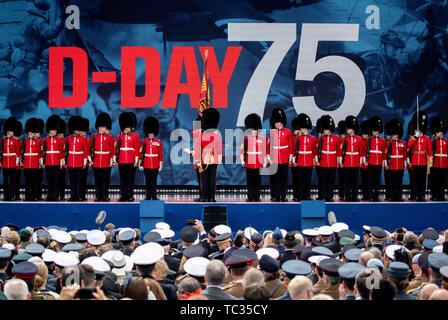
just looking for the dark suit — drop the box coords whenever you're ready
[324,240,341,254]
[202,286,237,300]
[164,254,181,272]
[280,250,296,265]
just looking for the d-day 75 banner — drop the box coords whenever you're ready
[0,0,447,185]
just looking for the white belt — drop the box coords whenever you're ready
[322,151,336,154]
[2,153,16,156]
[46,151,59,154]
[390,155,403,159]
[120,147,135,151]
[24,153,38,156]
[273,146,288,150]
[247,151,261,155]
[298,151,312,154]
[345,152,359,155]
[69,151,84,155]
[434,154,448,157]
[369,150,382,154]
[144,154,159,157]
[94,151,110,155]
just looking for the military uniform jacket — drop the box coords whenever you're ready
[316,134,340,167]
[366,136,387,166]
[387,139,407,170]
[116,132,140,165]
[293,134,317,167]
[268,128,293,164]
[223,280,244,298]
[240,135,268,169]
[313,278,326,295]
[66,135,89,168]
[1,136,21,168]
[22,137,42,169]
[433,137,448,168]
[43,136,64,166]
[320,283,340,300]
[266,279,287,299]
[341,135,365,168]
[141,138,163,169]
[408,135,432,166]
[90,133,115,168]
[194,130,222,165]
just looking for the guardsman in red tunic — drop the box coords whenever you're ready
[292,113,316,201]
[290,116,300,201]
[339,115,365,202]
[140,116,163,200]
[43,115,64,201]
[240,113,268,202]
[91,113,114,202]
[1,117,20,201]
[360,120,370,201]
[385,119,406,201]
[337,120,346,201]
[116,112,140,202]
[315,115,340,202]
[268,108,293,202]
[430,118,447,201]
[66,116,89,201]
[56,119,67,201]
[79,118,90,201]
[407,112,432,202]
[13,121,23,201]
[366,117,387,202]
[21,118,43,201]
[191,117,204,202]
[36,119,45,200]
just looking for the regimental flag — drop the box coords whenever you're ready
[198,49,210,115]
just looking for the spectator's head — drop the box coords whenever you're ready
[368,247,382,260]
[355,268,382,300]
[60,266,80,288]
[31,259,49,291]
[288,276,313,300]
[177,277,202,300]
[205,260,228,286]
[98,244,113,257]
[36,236,50,249]
[429,289,448,300]
[6,231,20,247]
[105,223,116,232]
[123,278,149,300]
[152,259,169,281]
[79,264,96,288]
[418,283,439,300]
[4,279,31,300]
[311,294,333,300]
[242,268,265,289]
[1,226,11,238]
[358,251,374,266]
[19,229,32,243]
[369,279,397,300]
[243,284,269,300]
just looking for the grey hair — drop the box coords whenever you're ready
[368,247,383,260]
[242,268,265,288]
[178,277,201,294]
[205,260,228,286]
[4,279,30,300]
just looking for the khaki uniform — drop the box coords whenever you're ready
[407,281,429,296]
[265,279,287,299]
[407,275,424,293]
[223,281,244,298]
[320,283,340,300]
[313,278,326,295]
[31,291,59,300]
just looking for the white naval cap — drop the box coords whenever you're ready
[385,244,408,260]
[363,225,371,232]
[151,228,175,239]
[87,230,106,246]
[280,229,287,238]
[213,224,232,235]
[256,247,280,260]
[155,222,170,230]
[183,257,210,277]
[244,227,258,240]
[130,242,164,266]
[42,249,57,263]
[118,227,136,237]
[354,234,360,242]
[331,222,349,233]
[53,230,72,244]
[81,256,111,273]
[54,252,79,268]
[318,226,333,237]
[308,255,330,266]
[433,245,444,253]
[2,243,15,251]
[102,251,134,276]
[302,229,319,237]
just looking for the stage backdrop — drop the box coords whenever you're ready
[0,0,447,186]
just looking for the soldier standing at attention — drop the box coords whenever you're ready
[140,117,163,200]
[21,118,43,201]
[0,117,21,201]
[360,120,370,201]
[290,116,300,201]
[337,121,347,201]
[79,118,90,201]
[13,120,23,201]
[366,117,387,202]
[430,118,447,201]
[385,119,406,201]
[56,119,67,201]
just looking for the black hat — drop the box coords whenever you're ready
[281,232,297,246]
[144,116,159,136]
[431,117,446,134]
[370,226,387,239]
[369,116,383,133]
[119,112,134,132]
[337,120,346,135]
[320,115,335,132]
[180,226,199,243]
[259,254,280,273]
[338,229,355,240]
[411,111,428,133]
[388,261,410,279]
[14,120,23,137]
[37,118,44,135]
[129,112,137,129]
[338,262,366,280]
[183,245,206,259]
[345,115,359,131]
[62,243,84,252]
[3,117,17,134]
[6,223,19,231]
[68,116,82,133]
[291,116,299,131]
[319,258,343,277]
[360,120,370,135]
[270,108,287,128]
[297,113,312,129]
[315,117,322,133]
[201,108,220,130]
[224,248,257,269]
[25,118,40,133]
[95,112,112,131]
[57,119,66,136]
[281,260,312,278]
[388,119,403,137]
[244,113,262,131]
[216,232,232,242]
[80,117,89,133]
[46,115,61,133]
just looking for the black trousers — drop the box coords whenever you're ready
[291,167,300,199]
[24,169,40,201]
[344,167,359,201]
[200,164,218,200]
[408,169,415,200]
[317,167,336,201]
[297,166,313,200]
[196,168,204,199]
[94,168,111,201]
[412,166,427,200]
[360,168,369,199]
[2,168,16,200]
[68,168,83,201]
[80,168,88,200]
[58,167,66,200]
[144,168,159,200]
[119,164,136,200]
[14,169,21,200]
[270,164,289,200]
[45,166,60,201]
[384,169,391,200]
[368,165,382,201]
[389,170,404,201]
[431,167,447,201]
[338,168,345,199]
[246,168,261,201]
[36,168,43,200]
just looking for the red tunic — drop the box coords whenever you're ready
[316,135,340,168]
[269,128,293,164]
[43,136,64,166]
[116,132,140,165]
[1,137,21,168]
[387,140,407,170]
[22,137,42,169]
[197,130,222,165]
[361,138,368,169]
[432,137,448,169]
[293,134,317,167]
[407,135,432,166]
[141,138,163,169]
[90,133,115,168]
[366,136,387,166]
[66,135,89,168]
[240,135,268,169]
[342,135,365,168]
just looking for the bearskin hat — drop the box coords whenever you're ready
[68,116,82,134]
[3,117,17,135]
[270,108,287,128]
[369,116,383,134]
[244,113,262,131]
[297,113,312,130]
[80,118,90,133]
[57,119,66,136]
[201,108,220,130]
[345,115,359,132]
[144,116,159,136]
[46,115,61,133]
[25,118,40,134]
[337,120,346,135]
[14,120,22,137]
[129,112,137,130]
[388,119,403,138]
[411,111,428,133]
[119,112,134,132]
[431,117,446,134]
[360,120,370,135]
[95,112,112,131]
[320,115,335,133]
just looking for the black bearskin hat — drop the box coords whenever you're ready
[411,111,428,133]
[369,116,383,134]
[95,112,112,131]
[360,120,370,135]
[270,108,287,128]
[337,120,346,135]
[119,112,134,132]
[297,113,312,129]
[80,118,89,133]
[201,108,220,130]
[57,119,66,136]
[345,115,359,132]
[3,117,17,135]
[388,119,403,138]
[144,116,159,136]
[431,117,446,134]
[25,118,40,134]
[129,112,137,129]
[46,115,61,133]
[321,115,335,132]
[244,113,262,131]
[68,116,82,133]
[14,120,22,137]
